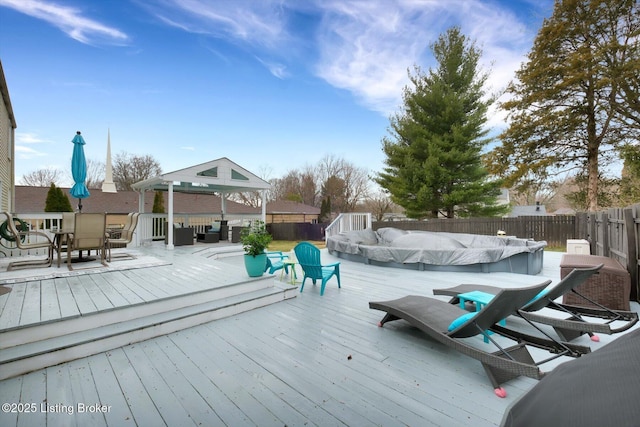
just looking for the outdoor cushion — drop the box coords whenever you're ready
[448,311,477,331]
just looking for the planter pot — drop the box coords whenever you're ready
[244,253,267,277]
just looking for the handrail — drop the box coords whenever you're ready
[1,212,263,257]
[325,213,372,241]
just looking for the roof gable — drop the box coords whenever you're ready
[132,157,270,193]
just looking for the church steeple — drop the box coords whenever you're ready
[101,128,117,193]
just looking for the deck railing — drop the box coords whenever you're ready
[0,212,261,257]
[325,213,372,241]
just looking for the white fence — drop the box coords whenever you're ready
[325,213,372,240]
[0,212,262,258]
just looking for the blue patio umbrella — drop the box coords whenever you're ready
[70,131,90,212]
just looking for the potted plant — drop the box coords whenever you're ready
[240,220,273,277]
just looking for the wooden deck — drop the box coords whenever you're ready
[0,245,638,426]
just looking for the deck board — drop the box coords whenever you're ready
[1,246,638,426]
[55,278,81,319]
[121,343,203,426]
[66,276,99,315]
[19,282,41,326]
[39,279,62,322]
[105,348,166,427]
[87,353,136,426]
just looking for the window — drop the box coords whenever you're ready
[197,167,217,177]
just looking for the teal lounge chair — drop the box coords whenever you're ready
[294,242,340,296]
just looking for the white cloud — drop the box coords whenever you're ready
[0,0,128,45]
[15,132,51,144]
[15,145,48,158]
[311,0,542,119]
[141,0,548,123]
[142,0,288,48]
[256,57,289,79]
[14,132,51,159]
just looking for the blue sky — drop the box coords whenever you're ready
[0,0,554,187]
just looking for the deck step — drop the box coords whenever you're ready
[0,281,298,380]
[0,275,274,348]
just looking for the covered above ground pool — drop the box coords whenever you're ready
[326,227,546,275]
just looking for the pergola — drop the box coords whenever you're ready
[131,157,271,249]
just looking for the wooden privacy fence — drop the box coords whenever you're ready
[585,203,639,301]
[372,216,579,247]
[270,204,640,301]
[368,204,639,302]
[268,222,327,241]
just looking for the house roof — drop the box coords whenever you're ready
[131,157,271,194]
[14,186,259,215]
[509,205,548,217]
[14,186,319,216]
[0,60,16,129]
[267,200,320,215]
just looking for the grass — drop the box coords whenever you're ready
[267,240,326,252]
[545,245,567,252]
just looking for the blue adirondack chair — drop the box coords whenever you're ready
[264,251,289,274]
[294,242,341,296]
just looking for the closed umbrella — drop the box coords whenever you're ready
[70,131,90,212]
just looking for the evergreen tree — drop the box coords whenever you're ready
[44,183,73,212]
[319,196,332,223]
[152,191,165,213]
[487,0,640,211]
[375,27,506,219]
[618,144,640,206]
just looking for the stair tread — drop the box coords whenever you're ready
[0,286,291,364]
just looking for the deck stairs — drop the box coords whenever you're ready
[0,247,298,380]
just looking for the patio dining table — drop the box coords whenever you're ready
[52,229,100,267]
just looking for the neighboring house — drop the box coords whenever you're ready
[0,61,17,213]
[552,207,576,215]
[265,200,320,224]
[15,187,321,225]
[508,202,548,217]
[14,186,260,215]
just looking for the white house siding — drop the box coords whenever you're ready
[0,62,16,213]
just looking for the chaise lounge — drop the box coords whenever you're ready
[433,264,639,342]
[370,282,591,397]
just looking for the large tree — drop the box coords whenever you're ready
[376,27,505,219]
[112,152,162,191]
[316,154,370,212]
[487,0,640,211]
[20,168,64,187]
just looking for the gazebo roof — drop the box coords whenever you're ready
[131,157,271,194]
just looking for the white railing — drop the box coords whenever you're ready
[1,212,262,257]
[135,213,262,246]
[325,213,372,241]
[0,213,64,257]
